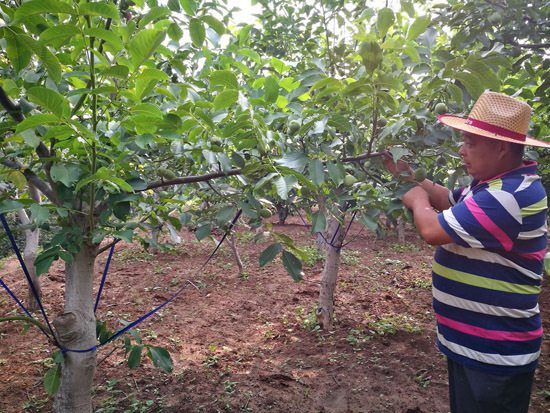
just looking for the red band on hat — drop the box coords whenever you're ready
[465,117,526,142]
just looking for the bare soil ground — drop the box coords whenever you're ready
[0,216,549,412]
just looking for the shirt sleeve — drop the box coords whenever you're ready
[438,188,522,251]
[448,187,463,206]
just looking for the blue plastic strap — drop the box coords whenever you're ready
[199,207,243,272]
[94,240,116,313]
[0,213,57,341]
[63,280,195,354]
[63,205,244,354]
[0,276,51,340]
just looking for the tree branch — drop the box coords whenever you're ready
[512,41,550,50]
[1,158,56,202]
[142,151,387,191]
[0,85,50,159]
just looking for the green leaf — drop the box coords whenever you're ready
[209,70,238,89]
[377,8,395,38]
[213,90,238,110]
[104,177,135,193]
[311,210,327,234]
[360,212,379,233]
[201,15,226,35]
[259,243,282,267]
[328,114,352,132]
[16,114,60,133]
[327,161,345,186]
[309,159,325,187]
[4,30,32,74]
[16,34,61,82]
[237,201,259,219]
[407,15,431,41]
[282,250,302,282]
[100,65,130,80]
[264,76,279,104]
[44,364,61,395]
[27,87,67,118]
[195,224,211,241]
[179,0,197,16]
[453,71,484,99]
[167,22,183,42]
[389,147,409,162]
[29,204,50,226]
[275,175,289,200]
[447,83,463,104]
[400,0,415,17]
[39,24,81,46]
[464,60,500,92]
[271,57,291,74]
[19,129,41,149]
[77,2,119,21]
[133,103,163,118]
[83,28,124,52]
[215,205,237,225]
[136,68,171,82]
[148,346,173,373]
[138,6,171,30]
[238,48,261,64]
[128,345,143,369]
[403,45,421,64]
[113,202,130,220]
[115,229,134,243]
[275,152,309,172]
[128,29,166,69]
[14,0,75,21]
[35,249,59,276]
[0,200,24,214]
[189,18,205,48]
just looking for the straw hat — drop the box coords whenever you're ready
[438,91,550,148]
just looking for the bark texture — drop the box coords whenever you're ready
[53,244,98,413]
[316,214,347,331]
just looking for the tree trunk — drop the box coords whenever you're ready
[397,218,405,244]
[228,234,244,273]
[53,244,98,413]
[316,214,346,331]
[17,184,41,312]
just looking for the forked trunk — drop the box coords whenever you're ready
[316,215,346,331]
[53,244,98,413]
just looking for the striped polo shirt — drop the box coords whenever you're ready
[435,160,548,374]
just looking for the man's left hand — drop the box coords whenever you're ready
[402,185,430,211]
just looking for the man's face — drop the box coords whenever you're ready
[458,132,501,181]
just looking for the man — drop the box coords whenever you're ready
[383,91,550,413]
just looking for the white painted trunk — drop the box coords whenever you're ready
[316,215,346,331]
[17,185,42,312]
[53,244,98,413]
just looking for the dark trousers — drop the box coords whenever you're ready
[448,358,535,413]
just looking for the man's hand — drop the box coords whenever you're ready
[382,149,414,181]
[402,185,430,210]
[402,186,454,246]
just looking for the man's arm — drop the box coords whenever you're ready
[403,186,455,246]
[381,153,452,212]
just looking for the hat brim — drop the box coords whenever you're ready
[438,115,550,148]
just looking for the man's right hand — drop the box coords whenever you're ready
[382,148,414,181]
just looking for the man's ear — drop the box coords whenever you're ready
[497,140,511,158]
